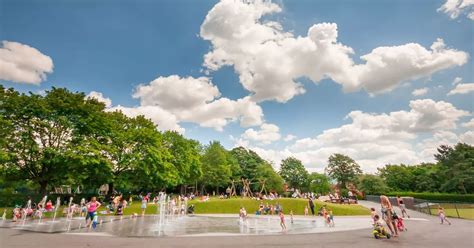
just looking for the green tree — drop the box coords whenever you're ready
[307,172,331,194]
[325,154,362,187]
[356,174,389,195]
[435,143,474,194]
[378,164,415,191]
[101,112,177,192]
[255,163,284,193]
[230,146,263,180]
[163,131,203,190]
[0,87,108,194]
[279,157,308,190]
[200,141,232,193]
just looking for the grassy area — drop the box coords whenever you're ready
[189,198,370,216]
[424,203,474,220]
[0,198,369,219]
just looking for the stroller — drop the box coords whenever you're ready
[392,211,407,232]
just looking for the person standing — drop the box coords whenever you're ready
[85,197,101,228]
[438,207,451,225]
[380,195,398,237]
[308,197,315,216]
[396,196,410,218]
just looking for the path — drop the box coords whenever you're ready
[1,201,472,248]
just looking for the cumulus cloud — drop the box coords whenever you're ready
[109,105,184,133]
[133,75,263,131]
[86,91,112,108]
[0,41,53,84]
[241,123,281,144]
[448,83,474,95]
[452,77,462,85]
[412,88,429,96]
[462,118,474,128]
[284,134,297,142]
[234,99,471,172]
[200,0,468,102]
[438,0,474,20]
[460,131,474,143]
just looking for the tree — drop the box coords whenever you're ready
[230,146,263,180]
[200,141,232,193]
[435,143,474,194]
[279,157,308,190]
[307,172,331,194]
[325,154,362,187]
[356,174,389,195]
[0,87,108,194]
[163,131,202,190]
[101,112,177,192]
[255,163,284,193]
[378,164,415,191]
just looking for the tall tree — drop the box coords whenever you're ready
[356,174,389,195]
[435,143,474,194]
[163,131,203,190]
[325,153,362,187]
[200,141,232,193]
[307,172,331,194]
[0,87,108,194]
[279,157,308,190]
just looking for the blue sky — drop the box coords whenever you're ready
[1,0,473,171]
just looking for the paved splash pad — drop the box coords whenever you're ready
[0,215,373,237]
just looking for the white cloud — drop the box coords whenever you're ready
[200,0,468,102]
[438,0,474,20]
[234,99,470,172]
[452,77,462,85]
[86,91,112,108]
[117,75,264,132]
[460,131,474,144]
[241,123,281,144]
[0,41,53,84]
[448,83,474,95]
[109,105,184,133]
[283,134,297,142]
[462,118,474,128]
[412,87,429,96]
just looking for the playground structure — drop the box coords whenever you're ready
[226,178,270,198]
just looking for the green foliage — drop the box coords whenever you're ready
[435,143,474,194]
[200,141,233,190]
[279,157,308,190]
[356,174,389,195]
[325,153,362,187]
[255,163,284,193]
[307,172,331,194]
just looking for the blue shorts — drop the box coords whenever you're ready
[86,211,96,220]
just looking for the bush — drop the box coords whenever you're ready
[385,192,474,203]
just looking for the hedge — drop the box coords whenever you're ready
[385,192,474,203]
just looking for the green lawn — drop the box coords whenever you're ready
[0,198,369,219]
[188,198,370,216]
[426,204,474,220]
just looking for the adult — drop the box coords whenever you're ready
[308,197,315,216]
[85,197,101,228]
[396,196,410,218]
[380,195,398,237]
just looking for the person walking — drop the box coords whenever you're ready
[85,197,101,228]
[396,196,410,218]
[380,195,398,237]
[308,197,315,216]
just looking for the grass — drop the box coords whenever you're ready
[0,198,370,219]
[424,203,474,220]
[188,197,370,216]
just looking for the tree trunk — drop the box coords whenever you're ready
[109,182,114,196]
[39,181,48,195]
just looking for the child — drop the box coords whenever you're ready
[373,214,391,239]
[116,199,124,215]
[279,211,287,230]
[438,207,451,225]
[322,207,329,226]
[86,197,101,228]
[370,208,377,224]
[290,210,294,224]
[328,209,335,227]
[304,206,308,216]
[140,194,148,216]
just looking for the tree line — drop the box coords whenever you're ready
[1,86,472,196]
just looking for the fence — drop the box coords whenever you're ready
[365,195,474,220]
